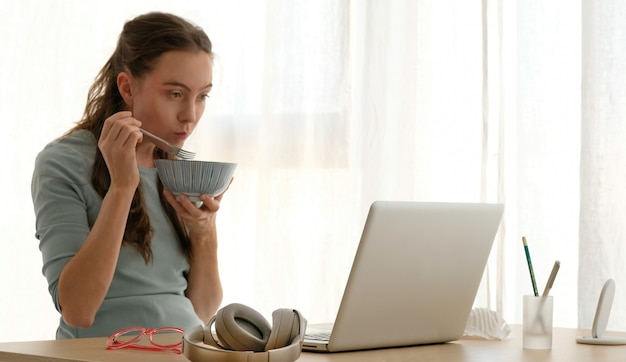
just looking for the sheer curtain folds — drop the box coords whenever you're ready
[0,0,623,342]
[580,0,626,329]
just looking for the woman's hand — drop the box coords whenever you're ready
[98,111,142,191]
[162,180,232,241]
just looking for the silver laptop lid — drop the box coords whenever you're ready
[325,201,503,352]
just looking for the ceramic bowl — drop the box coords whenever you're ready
[154,159,237,201]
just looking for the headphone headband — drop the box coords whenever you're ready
[183,309,307,362]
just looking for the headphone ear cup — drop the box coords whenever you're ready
[214,303,272,352]
[265,308,300,351]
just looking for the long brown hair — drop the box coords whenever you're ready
[70,12,213,262]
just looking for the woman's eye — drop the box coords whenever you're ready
[170,91,183,98]
[198,94,210,101]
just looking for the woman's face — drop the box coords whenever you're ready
[129,50,213,148]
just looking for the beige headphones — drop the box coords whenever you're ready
[183,303,307,362]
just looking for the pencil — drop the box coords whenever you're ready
[542,260,560,297]
[522,236,539,297]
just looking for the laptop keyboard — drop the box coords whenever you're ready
[304,332,331,342]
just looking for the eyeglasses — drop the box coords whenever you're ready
[106,326,184,354]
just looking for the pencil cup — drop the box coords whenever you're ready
[522,295,553,349]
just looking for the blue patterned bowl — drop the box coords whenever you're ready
[154,159,237,201]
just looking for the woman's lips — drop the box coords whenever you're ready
[173,132,189,141]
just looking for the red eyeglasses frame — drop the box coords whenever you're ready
[106,326,184,354]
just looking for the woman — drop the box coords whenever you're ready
[31,12,225,339]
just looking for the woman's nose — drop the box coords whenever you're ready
[178,100,197,123]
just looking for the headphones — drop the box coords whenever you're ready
[183,303,307,362]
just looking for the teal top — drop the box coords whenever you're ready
[31,130,203,339]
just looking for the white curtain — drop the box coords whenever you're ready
[579,0,626,329]
[1,0,623,342]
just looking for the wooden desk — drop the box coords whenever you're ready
[1,326,626,362]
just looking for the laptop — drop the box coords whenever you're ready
[303,201,504,352]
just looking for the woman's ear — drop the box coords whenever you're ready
[117,72,134,108]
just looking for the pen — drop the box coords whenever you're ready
[522,237,539,297]
[542,260,561,297]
